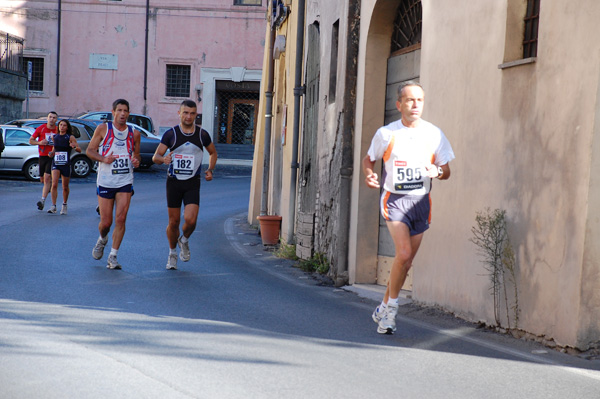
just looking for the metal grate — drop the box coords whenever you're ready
[23,57,44,91]
[0,31,24,74]
[165,64,191,97]
[215,81,259,145]
[391,0,422,53]
[523,0,540,58]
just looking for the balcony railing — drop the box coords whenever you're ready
[0,31,25,75]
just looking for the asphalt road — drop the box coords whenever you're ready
[1,166,599,399]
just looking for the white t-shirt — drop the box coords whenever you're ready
[367,119,455,196]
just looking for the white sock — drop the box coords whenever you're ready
[110,248,118,257]
[180,235,188,243]
[379,301,387,310]
[169,248,177,255]
[388,297,399,306]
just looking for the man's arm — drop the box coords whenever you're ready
[86,124,115,165]
[152,143,171,165]
[362,155,380,189]
[438,163,451,180]
[131,130,141,168]
[29,129,47,146]
[204,142,217,181]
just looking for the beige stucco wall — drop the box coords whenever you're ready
[352,0,600,348]
[249,2,300,237]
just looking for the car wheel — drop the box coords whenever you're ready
[71,156,92,178]
[23,159,40,181]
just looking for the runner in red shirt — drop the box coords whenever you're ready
[29,111,58,210]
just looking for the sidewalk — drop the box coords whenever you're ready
[225,211,411,306]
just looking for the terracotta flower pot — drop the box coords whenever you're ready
[257,215,282,245]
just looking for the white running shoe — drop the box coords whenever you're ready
[178,236,190,262]
[60,204,67,215]
[47,205,57,214]
[372,305,386,323]
[107,254,122,270]
[377,303,399,334]
[92,236,108,260]
[166,253,178,270]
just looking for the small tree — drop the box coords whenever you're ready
[470,208,519,328]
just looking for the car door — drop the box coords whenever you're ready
[2,128,34,171]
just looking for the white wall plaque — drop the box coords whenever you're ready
[89,53,118,70]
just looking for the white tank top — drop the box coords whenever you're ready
[96,122,135,188]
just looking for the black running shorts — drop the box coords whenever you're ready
[166,176,200,208]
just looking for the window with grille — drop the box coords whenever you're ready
[22,57,44,91]
[166,64,191,97]
[391,0,422,53]
[523,0,540,58]
[215,81,260,145]
[234,0,262,5]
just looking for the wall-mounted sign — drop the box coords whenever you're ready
[89,53,118,70]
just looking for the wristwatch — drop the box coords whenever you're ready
[437,166,443,179]
[207,168,214,173]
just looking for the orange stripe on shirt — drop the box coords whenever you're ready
[382,136,395,163]
[382,191,391,220]
[428,193,432,224]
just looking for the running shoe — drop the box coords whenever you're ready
[178,236,190,262]
[47,205,57,214]
[92,236,108,260]
[377,303,399,335]
[166,253,178,270]
[107,254,122,270]
[37,198,45,210]
[60,204,67,215]
[372,305,386,323]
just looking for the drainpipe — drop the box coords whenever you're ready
[260,25,276,216]
[286,0,306,243]
[143,0,149,111]
[56,0,61,96]
[335,0,360,286]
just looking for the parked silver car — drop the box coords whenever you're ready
[6,118,98,178]
[0,125,40,181]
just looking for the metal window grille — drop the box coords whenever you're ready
[22,57,44,91]
[166,64,191,97]
[0,31,24,74]
[391,0,422,53]
[214,81,260,145]
[523,0,540,58]
[234,0,262,5]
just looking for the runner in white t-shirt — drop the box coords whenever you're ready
[362,81,455,334]
[86,99,141,270]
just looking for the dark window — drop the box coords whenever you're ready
[234,0,261,5]
[391,0,422,53]
[165,64,191,97]
[329,20,339,104]
[22,57,44,91]
[523,0,540,58]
